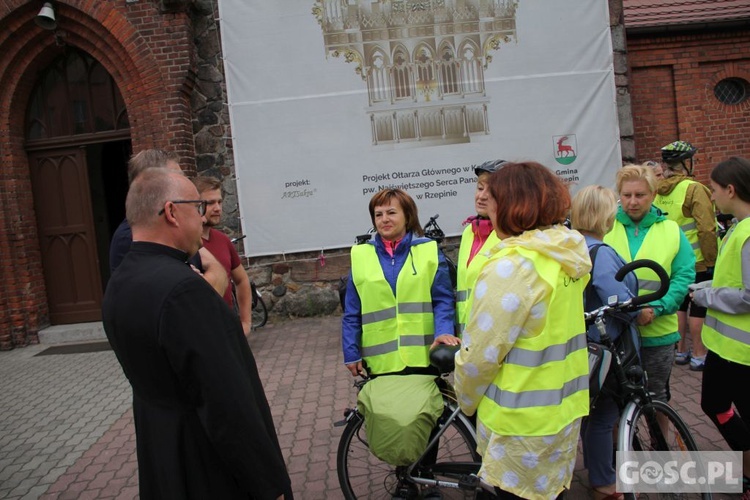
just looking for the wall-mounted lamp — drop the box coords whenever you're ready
[35,2,57,31]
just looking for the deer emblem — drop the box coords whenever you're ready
[556,136,575,157]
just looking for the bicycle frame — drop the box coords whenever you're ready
[405,404,482,492]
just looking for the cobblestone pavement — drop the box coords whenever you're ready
[0,316,743,499]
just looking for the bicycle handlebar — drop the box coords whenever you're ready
[585,258,669,322]
[423,214,445,242]
[614,259,670,307]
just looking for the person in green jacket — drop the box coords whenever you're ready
[604,164,695,411]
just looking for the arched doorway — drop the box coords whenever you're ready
[25,48,131,324]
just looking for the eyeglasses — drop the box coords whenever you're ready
[158,200,208,217]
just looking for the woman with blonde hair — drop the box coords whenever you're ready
[604,165,695,411]
[571,185,638,500]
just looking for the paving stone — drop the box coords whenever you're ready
[19,485,50,500]
[3,316,741,499]
[7,476,38,498]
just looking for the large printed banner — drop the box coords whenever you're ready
[217,0,622,256]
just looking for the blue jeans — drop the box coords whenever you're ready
[582,394,620,487]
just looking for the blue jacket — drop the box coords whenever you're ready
[341,232,455,365]
[584,235,638,343]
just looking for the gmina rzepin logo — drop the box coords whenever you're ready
[554,134,577,165]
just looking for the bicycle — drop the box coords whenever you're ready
[335,353,485,500]
[230,235,268,330]
[422,214,458,289]
[585,259,711,500]
[336,259,712,499]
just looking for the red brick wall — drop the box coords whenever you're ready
[0,0,196,349]
[627,29,750,183]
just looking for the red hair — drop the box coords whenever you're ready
[488,162,570,236]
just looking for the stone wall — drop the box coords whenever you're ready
[189,0,632,321]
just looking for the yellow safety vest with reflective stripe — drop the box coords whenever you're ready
[477,248,589,436]
[655,180,704,263]
[456,224,500,337]
[604,220,680,339]
[702,218,750,366]
[351,241,438,375]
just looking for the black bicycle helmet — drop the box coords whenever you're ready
[660,140,697,164]
[474,158,508,176]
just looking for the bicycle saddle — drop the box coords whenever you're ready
[430,344,460,374]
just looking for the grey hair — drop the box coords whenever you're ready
[127,149,180,185]
[126,168,183,227]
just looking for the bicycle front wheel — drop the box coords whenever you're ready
[619,400,711,500]
[251,295,267,329]
[336,405,480,500]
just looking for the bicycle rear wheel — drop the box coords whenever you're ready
[336,404,480,500]
[620,400,711,500]
[251,294,267,329]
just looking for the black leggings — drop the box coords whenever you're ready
[700,350,750,451]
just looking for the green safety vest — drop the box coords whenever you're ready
[604,220,680,339]
[477,248,589,436]
[455,224,500,337]
[351,241,438,375]
[654,180,704,263]
[702,218,750,366]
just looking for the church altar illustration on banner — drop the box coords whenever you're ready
[312,0,518,147]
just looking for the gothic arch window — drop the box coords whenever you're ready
[458,41,483,94]
[367,50,390,104]
[26,49,129,142]
[438,44,460,95]
[391,47,412,100]
[414,46,435,84]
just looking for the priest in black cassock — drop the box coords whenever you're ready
[103,168,292,500]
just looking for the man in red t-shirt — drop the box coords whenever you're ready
[192,176,252,336]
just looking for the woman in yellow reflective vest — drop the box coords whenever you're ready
[454,162,592,500]
[603,165,695,411]
[691,157,750,490]
[341,188,458,378]
[455,159,505,337]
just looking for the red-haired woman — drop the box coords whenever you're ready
[454,162,591,500]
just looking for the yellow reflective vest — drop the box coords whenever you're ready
[351,241,438,375]
[456,223,500,337]
[604,220,680,340]
[654,180,704,263]
[702,218,750,366]
[477,248,589,436]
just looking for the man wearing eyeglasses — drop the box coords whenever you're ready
[109,149,228,296]
[103,168,292,500]
[191,176,252,336]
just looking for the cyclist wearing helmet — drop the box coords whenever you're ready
[454,159,505,337]
[655,141,718,371]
